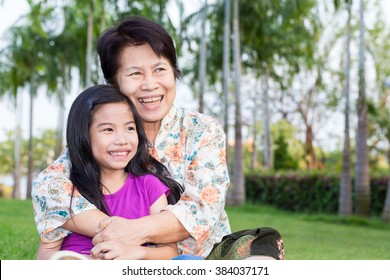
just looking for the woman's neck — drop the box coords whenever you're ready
[143,120,162,146]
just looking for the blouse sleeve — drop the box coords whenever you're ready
[31,149,96,242]
[164,118,230,254]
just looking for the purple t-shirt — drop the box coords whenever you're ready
[61,173,170,254]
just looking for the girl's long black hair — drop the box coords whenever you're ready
[66,85,183,215]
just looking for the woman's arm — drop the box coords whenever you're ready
[32,150,97,242]
[92,211,189,246]
[36,240,63,260]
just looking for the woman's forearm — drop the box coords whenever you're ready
[93,210,190,246]
[143,211,190,244]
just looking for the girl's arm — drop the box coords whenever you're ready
[62,209,109,237]
[90,240,178,260]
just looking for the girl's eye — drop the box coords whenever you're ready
[103,128,113,132]
[127,126,136,131]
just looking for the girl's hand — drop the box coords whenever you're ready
[90,241,145,260]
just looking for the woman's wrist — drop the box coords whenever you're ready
[140,211,189,244]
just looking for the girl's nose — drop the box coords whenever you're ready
[114,132,128,145]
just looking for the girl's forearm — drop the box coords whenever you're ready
[141,243,179,260]
[62,209,109,237]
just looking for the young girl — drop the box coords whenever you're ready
[35,84,183,260]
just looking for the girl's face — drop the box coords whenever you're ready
[89,102,138,174]
[115,44,176,125]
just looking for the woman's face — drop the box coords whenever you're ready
[115,44,176,125]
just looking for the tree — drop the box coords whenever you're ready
[231,0,245,205]
[197,0,208,113]
[239,0,319,171]
[364,4,390,221]
[339,0,353,216]
[355,0,370,216]
[222,0,231,167]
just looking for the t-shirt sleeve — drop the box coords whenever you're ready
[143,175,170,207]
[31,149,96,242]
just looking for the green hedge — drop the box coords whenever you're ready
[245,173,389,216]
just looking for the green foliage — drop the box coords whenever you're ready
[0,129,58,176]
[273,133,299,170]
[245,172,389,216]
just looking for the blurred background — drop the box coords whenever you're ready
[0,0,390,222]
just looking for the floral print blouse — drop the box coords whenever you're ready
[32,106,232,258]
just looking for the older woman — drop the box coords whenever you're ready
[32,16,284,260]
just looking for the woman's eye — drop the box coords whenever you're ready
[130,71,141,76]
[156,67,166,73]
[127,126,135,131]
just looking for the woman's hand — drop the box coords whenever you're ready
[92,216,146,246]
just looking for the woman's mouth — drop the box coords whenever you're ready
[138,96,163,106]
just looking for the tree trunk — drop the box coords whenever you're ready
[231,0,245,206]
[355,0,370,216]
[26,78,36,199]
[85,0,94,87]
[98,0,106,84]
[55,76,66,159]
[223,0,231,161]
[262,68,272,170]
[339,0,352,216]
[250,79,259,170]
[13,88,23,199]
[223,0,233,204]
[197,0,208,113]
[382,180,390,223]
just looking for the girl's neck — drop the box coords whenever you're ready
[100,169,128,195]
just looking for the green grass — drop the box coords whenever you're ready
[1,198,390,260]
[0,198,40,260]
[226,204,390,259]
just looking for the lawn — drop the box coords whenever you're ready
[1,198,390,260]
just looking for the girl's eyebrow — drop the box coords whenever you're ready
[96,120,135,128]
[96,122,113,128]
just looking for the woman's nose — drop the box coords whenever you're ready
[140,74,158,91]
